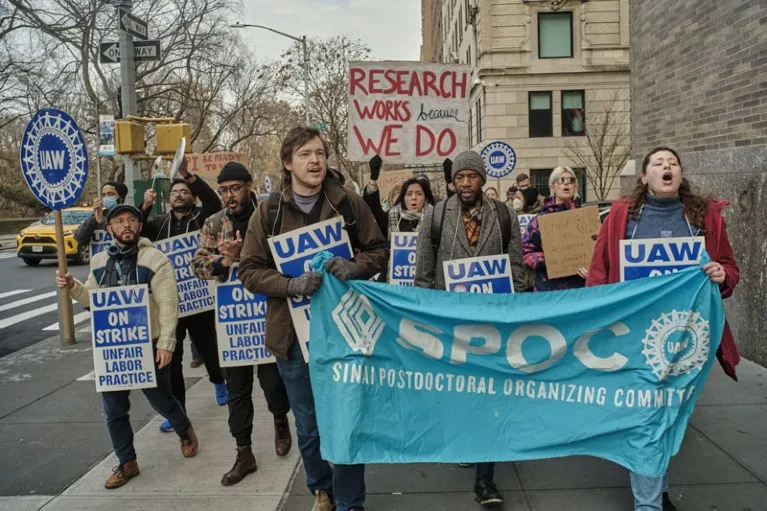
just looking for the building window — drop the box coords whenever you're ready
[469,107,474,147]
[466,47,471,66]
[531,169,553,197]
[529,91,553,138]
[538,12,573,59]
[562,90,585,136]
[475,97,483,144]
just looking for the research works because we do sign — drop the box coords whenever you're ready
[268,217,353,361]
[389,232,418,286]
[155,232,215,317]
[620,237,705,282]
[90,285,156,392]
[443,254,515,294]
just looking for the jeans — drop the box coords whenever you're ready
[170,310,225,409]
[629,471,668,511]
[276,341,366,511]
[102,355,190,465]
[476,462,495,483]
[225,363,290,446]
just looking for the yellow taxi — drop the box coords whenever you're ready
[16,207,93,266]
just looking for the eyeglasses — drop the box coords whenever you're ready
[170,190,192,197]
[217,184,245,196]
[110,216,139,227]
[554,177,577,185]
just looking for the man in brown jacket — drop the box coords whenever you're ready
[239,126,387,511]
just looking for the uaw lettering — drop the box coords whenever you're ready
[268,218,353,361]
[620,237,706,282]
[155,232,215,317]
[90,229,113,258]
[389,232,418,286]
[90,285,156,392]
[215,265,272,367]
[308,261,725,477]
[443,255,514,294]
[518,214,535,235]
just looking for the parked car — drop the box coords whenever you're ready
[16,207,92,266]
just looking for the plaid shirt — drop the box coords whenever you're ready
[191,209,236,281]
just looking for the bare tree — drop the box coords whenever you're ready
[563,89,631,201]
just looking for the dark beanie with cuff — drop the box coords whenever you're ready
[217,162,252,183]
[451,151,487,184]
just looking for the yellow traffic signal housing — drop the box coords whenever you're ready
[115,121,145,154]
[156,123,192,154]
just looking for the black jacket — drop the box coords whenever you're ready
[141,176,222,241]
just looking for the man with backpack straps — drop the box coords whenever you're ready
[191,162,293,486]
[414,150,525,508]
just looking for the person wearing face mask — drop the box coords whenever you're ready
[387,176,435,238]
[587,147,740,511]
[139,158,228,431]
[522,167,588,292]
[75,181,128,249]
[191,161,293,486]
[515,187,541,214]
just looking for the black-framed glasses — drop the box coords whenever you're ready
[217,184,245,196]
[170,190,192,197]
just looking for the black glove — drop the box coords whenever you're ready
[369,155,383,181]
[442,158,453,185]
[286,272,323,297]
[325,256,359,281]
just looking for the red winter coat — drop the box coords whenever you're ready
[586,198,741,380]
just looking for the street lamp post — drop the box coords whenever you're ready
[231,23,310,126]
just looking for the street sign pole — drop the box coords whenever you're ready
[117,0,138,206]
[54,210,76,344]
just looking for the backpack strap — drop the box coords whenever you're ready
[491,199,512,254]
[267,192,281,236]
[430,199,448,257]
[337,195,361,253]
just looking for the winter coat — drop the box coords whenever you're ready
[362,185,389,237]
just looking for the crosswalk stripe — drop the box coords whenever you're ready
[42,311,90,331]
[77,371,94,381]
[0,291,58,313]
[0,303,60,329]
[0,252,17,259]
[0,289,31,299]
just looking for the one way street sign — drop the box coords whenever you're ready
[99,40,161,64]
[118,8,148,40]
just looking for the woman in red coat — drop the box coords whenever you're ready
[587,147,740,511]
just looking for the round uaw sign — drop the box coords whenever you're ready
[480,141,517,179]
[20,109,89,210]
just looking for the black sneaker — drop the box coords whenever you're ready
[662,492,677,511]
[473,479,504,507]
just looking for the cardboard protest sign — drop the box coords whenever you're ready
[90,285,156,392]
[185,152,249,187]
[215,264,273,367]
[348,61,470,164]
[371,169,413,204]
[620,237,706,282]
[443,255,515,294]
[90,229,113,258]
[518,214,536,235]
[389,232,418,286]
[155,232,215,317]
[268,218,353,361]
[538,206,601,279]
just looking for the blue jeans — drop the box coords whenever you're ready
[629,471,668,511]
[102,357,190,465]
[276,341,366,511]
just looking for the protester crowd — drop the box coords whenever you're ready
[55,124,739,511]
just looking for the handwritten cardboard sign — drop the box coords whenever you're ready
[185,152,249,187]
[538,206,601,279]
[370,169,413,204]
[348,61,470,164]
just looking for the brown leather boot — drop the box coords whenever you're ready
[180,423,199,458]
[221,445,258,485]
[312,489,334,511]
[274,414,292,457]
[104,459,140,489]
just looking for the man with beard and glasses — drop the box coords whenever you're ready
[139,158,228,432]
[192,162,292,486]
[414,150,525,509]
[56,204,199,489]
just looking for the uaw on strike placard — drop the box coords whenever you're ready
[268,218,353,361]
[155,232,215,317]
[389,232,418,286]
[90,285,156,392]
[90,229,113,258]
[347,61,470,164]
[620,237,705,282]
[443,255,515,294]
[215,264,273,367]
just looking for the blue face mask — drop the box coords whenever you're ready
[102,196,119,210]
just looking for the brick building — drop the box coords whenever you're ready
[421,0,630,201]
[628,0,767,366]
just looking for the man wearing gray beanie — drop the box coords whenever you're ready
[414,148,525,507]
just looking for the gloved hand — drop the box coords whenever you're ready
[325,256,359,281]
[442,158,453,185]
[369,155,383,181]
[287,272,323,297]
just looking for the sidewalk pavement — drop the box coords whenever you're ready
[1,334,765,511]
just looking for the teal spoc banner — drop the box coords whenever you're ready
[308,252,725,477]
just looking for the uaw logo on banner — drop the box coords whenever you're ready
[90,229,113,258]
[90,285,156,392]
[155,232,215,317]
[308,256,725,477]
[389,232,418,286]
[620,237,705,282]
[215,264,272,367]
[443,255,515,294]
[518,214,535,235]
[268,218,353,361]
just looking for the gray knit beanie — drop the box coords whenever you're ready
[451,150,487,184]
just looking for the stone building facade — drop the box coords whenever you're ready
[628,0,767,366]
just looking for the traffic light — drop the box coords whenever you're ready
[115,120,145,154]
[155,123,191,154]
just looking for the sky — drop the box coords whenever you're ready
[240,0,422,62]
